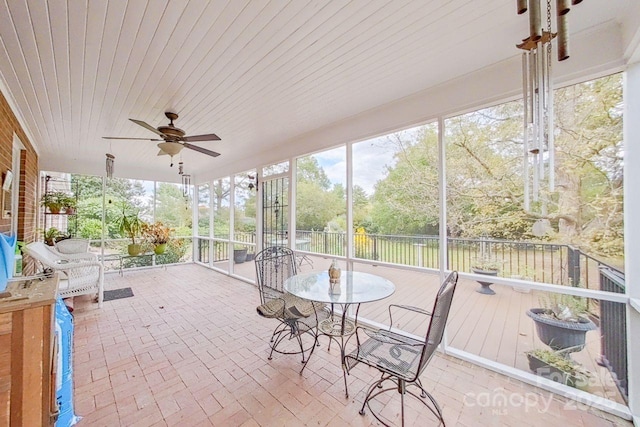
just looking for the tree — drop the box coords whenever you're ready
[367,73,623,258]
[296,156,345,231]
[370,126,440,235]
[155,183,192,234]
[551,74,623,255]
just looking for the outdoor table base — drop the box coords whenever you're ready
[284,270,396,397]
[312,304,361,397]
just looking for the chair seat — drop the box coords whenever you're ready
[257,293,321,319]
[345,329,424,381]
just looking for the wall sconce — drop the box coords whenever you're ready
[105,153,115,178]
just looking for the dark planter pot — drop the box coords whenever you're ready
[234,248,248,264]
[471,267,499,295]
[526,308,597,352]
[245,252,255,262]
[527,353,588,389]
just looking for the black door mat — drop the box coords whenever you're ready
[103,287,134,302]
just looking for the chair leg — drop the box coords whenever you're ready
[294,328,306,363]
[400,383,405,427]
[358,375,445,426]
[300,330,319,374]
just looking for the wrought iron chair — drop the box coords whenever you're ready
[255,246,327,365]
[344,271,458,426]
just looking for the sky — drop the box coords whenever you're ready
[313,126,425,196]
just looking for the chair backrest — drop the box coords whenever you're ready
[55,238,90,254]
[24,241,64,267]
[254,246,298,305]
[415,271,458,380]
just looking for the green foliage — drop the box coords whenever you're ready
[156,238,190,265]
[526,348,590,379]
[41,191,68,212]
[538,292,589,321]
[295,156,346,231]
[155,183,192,231]
[116,205,146,245]
[77,218,103,239]
[43,227,62,246]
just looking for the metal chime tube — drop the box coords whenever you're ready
[557,11,569,61]
[517,0,528,14]
[547,49,555,191]
[531,49,539,202]
[522,52,530,210]
[528,0,542,41]
[529,47,535,124]
[537,41,545,185]
[557,0,570,15]
[105,153,115,178]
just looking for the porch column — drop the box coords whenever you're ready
[624,61,640,426]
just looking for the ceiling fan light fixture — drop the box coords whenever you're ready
[157,141,183,156]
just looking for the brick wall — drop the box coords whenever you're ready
[0,89,39,275]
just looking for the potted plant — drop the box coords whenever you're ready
[116,207,146,256]
[43,227,61,246]
[41,191,67,214]
[60,194,77,215]
[526,292,597,353]
[471,255,502,295]
[233,245,248,264]
[142,221,172,255]
[526,348,591,389]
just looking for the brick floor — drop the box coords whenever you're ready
[71,264,631,426]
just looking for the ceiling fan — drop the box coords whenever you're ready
[103,112,221,166]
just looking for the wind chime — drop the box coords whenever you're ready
[105,153,115,179]
[517,0,581,212]
[178,161,191,198]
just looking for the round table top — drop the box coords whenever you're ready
[284,270,396,304]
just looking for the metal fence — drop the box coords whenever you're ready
[599,267,627,401]
[197,231,623,290]
[294,231,623,289]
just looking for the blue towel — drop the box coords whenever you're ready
[0,233,16,291]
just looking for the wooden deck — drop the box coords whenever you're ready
[228,254,626,405]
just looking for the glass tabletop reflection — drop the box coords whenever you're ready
[284,270,395,304]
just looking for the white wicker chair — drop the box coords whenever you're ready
[54,238,91,255]
[24,242,104,307]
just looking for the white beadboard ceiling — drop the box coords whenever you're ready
[0,0,637,183]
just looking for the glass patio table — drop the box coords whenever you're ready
[284,270,396,396]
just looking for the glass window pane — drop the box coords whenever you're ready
[263,161,289,177]
[71,174,103,240]
[295,147,345,256]
[352,123,439,266]
[197,183,210,237]
[213,177,230,239]
[233,171,257,245]
[155,182,192,236]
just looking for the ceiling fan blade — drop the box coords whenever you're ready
[157,150,168,156]
[182,133,221,142]
[129,118,167,137]
[183,142,221,157]
[102,136,162,141]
